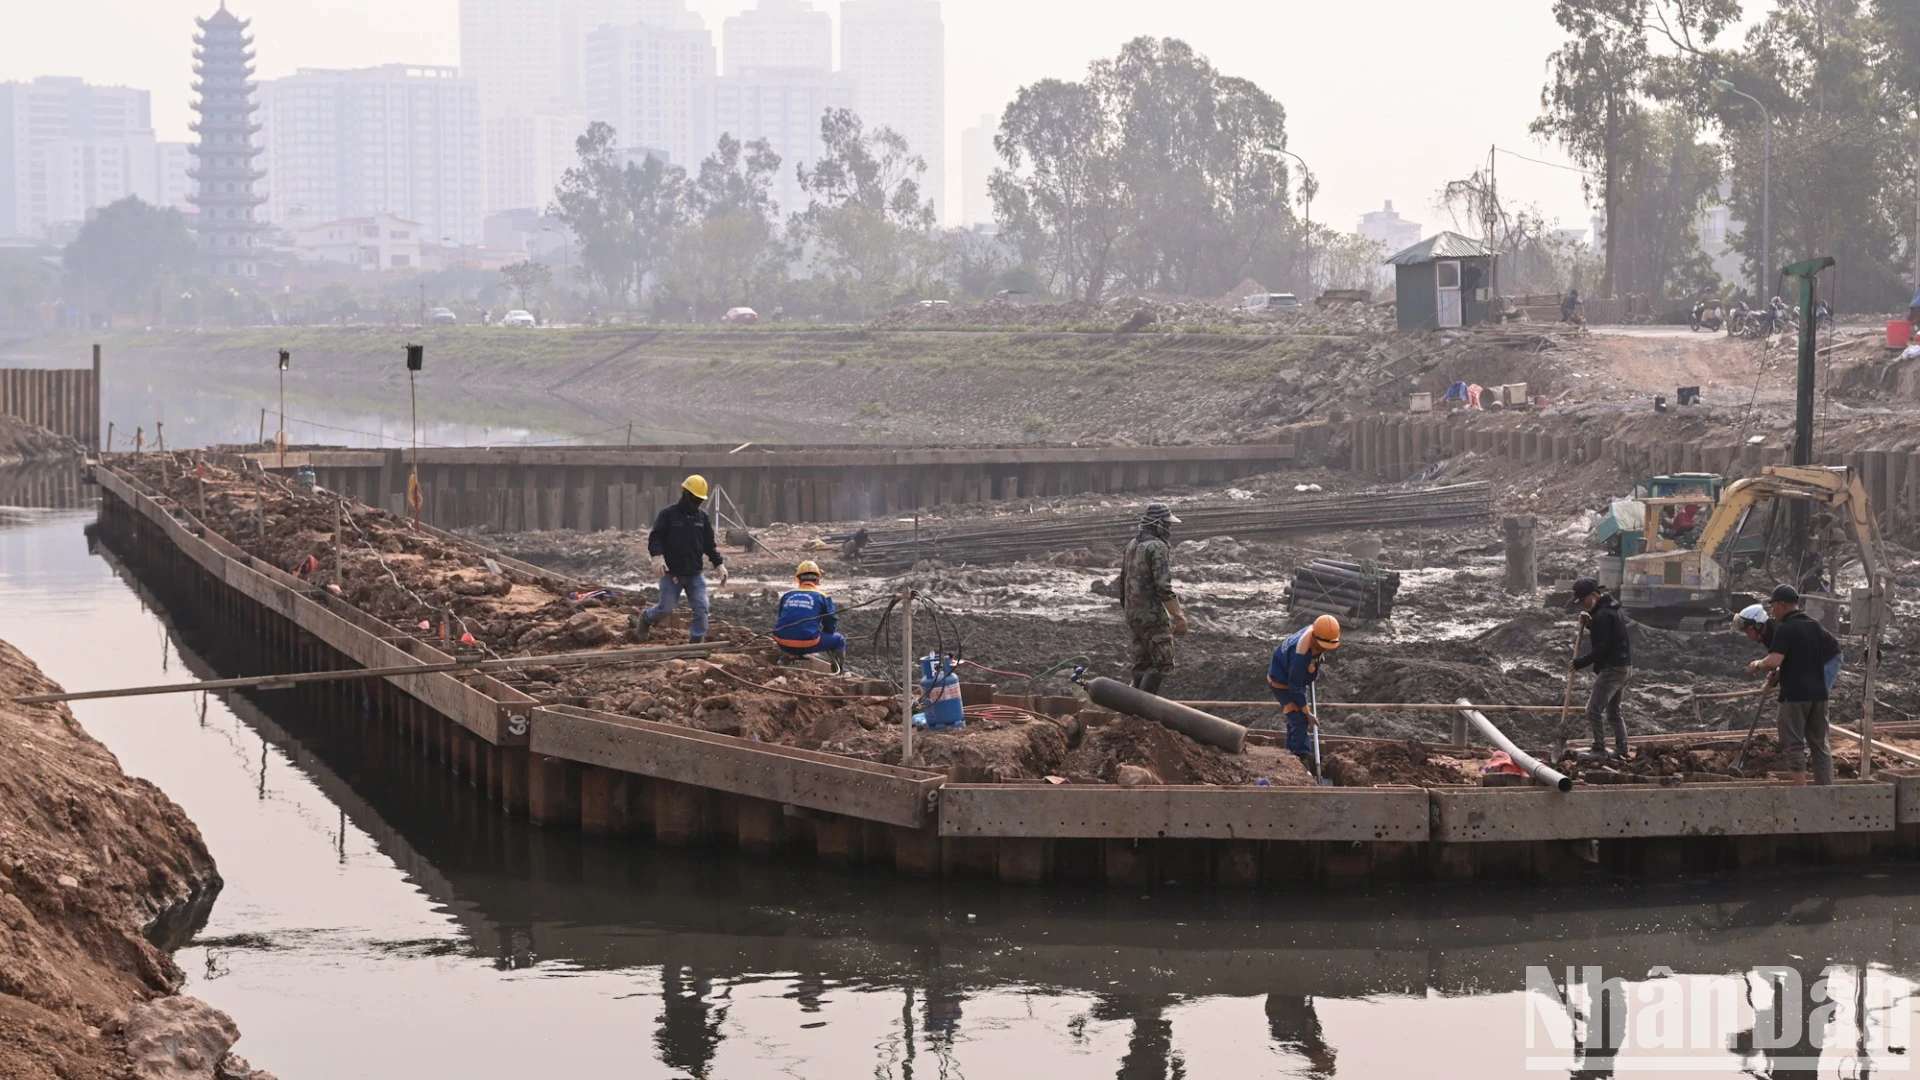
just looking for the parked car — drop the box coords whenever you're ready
[1240,293,1301,311]
[501,309,536,328]
[722,307,759,324]
[429,307,457,325]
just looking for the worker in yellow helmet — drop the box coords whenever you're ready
[641,474,727,643]
[1267,615,1341,766]
[773,561,846,670]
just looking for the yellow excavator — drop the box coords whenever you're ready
[1617,465,1885,620]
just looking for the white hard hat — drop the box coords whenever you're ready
[1735,604,1768,628]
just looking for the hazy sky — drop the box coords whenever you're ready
[2,0,1603,236]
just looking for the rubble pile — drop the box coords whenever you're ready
[117,457,1319,787]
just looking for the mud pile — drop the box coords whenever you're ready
[0,414,81,466]
[871,295,1394,335]
[121,457,1305,788]
[0,637,273,1078]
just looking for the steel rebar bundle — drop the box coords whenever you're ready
[831,483,1491,570]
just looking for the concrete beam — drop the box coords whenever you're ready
[1430,782,1896,842]
[937,785,1430,841]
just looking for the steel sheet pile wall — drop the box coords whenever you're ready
[0,362,99,448]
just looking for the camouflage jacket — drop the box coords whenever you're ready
[1121,532,1175,627]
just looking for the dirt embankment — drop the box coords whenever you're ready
[0,415,81,467]
[0,638,274,1079]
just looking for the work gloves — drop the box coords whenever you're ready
[651,556,668,579]
[1165,598,1189,637]
[714,563,729,586]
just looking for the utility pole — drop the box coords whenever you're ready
[417,281,426,327]
[1784,256,1835,568]
[1266,144,1313,294]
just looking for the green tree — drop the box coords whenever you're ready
[662,135,783,315]
[1716,1,1908,306]
[549,122,689,305]
[0,248,59,329]
[989,38,1291,301]
[1531,0,1738,297]
[62,197,195,320]
[499,260,553,308]
[793,109,938,317]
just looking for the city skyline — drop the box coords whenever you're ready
[0,0,1598,240]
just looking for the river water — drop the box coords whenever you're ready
[3,473,1920,1077]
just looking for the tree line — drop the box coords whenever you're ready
[1535,0,1920,308]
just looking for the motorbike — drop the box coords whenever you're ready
[1726,302,1756,338]
[1689,300,1724,333]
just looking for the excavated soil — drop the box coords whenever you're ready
[0,637,273,1077]
[120,457,1319,788]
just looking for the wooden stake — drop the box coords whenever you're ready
[1560,622,1585,739]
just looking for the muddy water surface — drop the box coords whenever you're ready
[2,484,1919,1077]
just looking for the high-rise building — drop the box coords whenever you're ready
[485,110,588,215]
[1358,200,1422,256]
[188,3,266,279]
[583,14,715,168]
[696,68,851,216]
[840,0,944,221]
[154,142,194,212]
[0,76,155,239]
[959,112,994,226]
[259,65,484,245]
[722,0,832,76]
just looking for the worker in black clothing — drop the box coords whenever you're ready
[1749,584,1841,786]
[1568,578,1632,761]
[640,474,727,644]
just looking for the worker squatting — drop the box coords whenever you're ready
[639,480,1843,785]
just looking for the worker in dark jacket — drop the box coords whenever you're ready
[641,474,727,644]
[773,560,845,668]
[1569,578,1631,761]
[1749,584,1842,785]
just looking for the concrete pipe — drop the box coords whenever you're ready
[1086,677,1247,754]
[1455,698,1571,792]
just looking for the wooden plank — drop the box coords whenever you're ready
[1429,782,1896,842]
[529,704,944,828]
[937,785,1429,841]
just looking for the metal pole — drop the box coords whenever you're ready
[901,589,915,762]
[277,364,285,469]
[1762,113,1772,299]
[332,497,342,582]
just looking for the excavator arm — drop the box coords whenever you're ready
[1692,465,1883,595]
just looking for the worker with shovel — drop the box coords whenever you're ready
[1268,615,1341,772]
[640,474,727,645]
[1569,579,1632,761]
[1120,503,1187,695]
[772,560,846,671]
[1748,585,1841,786]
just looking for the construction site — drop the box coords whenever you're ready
[0,286,1895,894]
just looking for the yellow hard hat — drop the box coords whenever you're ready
[795,560,823,580]
[1311,614,1342,650]
[682,474,710,499]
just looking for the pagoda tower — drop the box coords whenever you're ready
[188,3,265,279]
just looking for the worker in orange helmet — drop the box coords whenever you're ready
[1267,614,1341,766]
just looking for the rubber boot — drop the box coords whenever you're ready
[828,649,847,675]
[1130,673,1144,689]
[1140,672,1164,696]
[689,635,704,645]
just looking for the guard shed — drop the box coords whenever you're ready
[1386,231,1497,331]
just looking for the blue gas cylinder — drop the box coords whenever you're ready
[917,653,965,730]
[295,464,317,491]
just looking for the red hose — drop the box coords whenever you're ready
[957,659,1034,679]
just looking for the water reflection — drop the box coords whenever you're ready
[1,498,1917,1077]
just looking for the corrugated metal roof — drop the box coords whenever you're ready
[1385,230,1496,266]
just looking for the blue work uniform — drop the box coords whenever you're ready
[773,583,845,656]
[1267,627,1325,757]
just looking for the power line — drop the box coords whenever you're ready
[1493,145,1595,177]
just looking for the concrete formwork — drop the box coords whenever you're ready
[89,461,1920,887]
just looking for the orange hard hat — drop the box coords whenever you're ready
[1311,614,1342,650]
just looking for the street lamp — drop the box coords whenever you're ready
[1266,145,1315,295]
[1713,79,1771,300]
